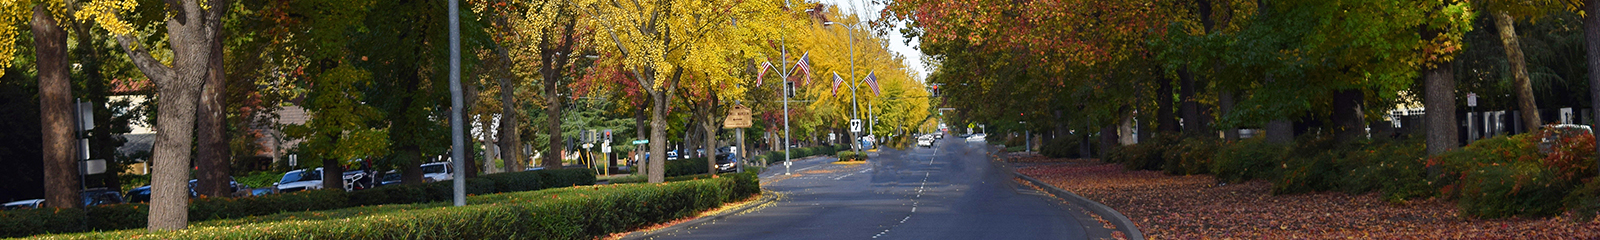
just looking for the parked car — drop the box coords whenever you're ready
[275,168,324,193]
[81,188,124,206]
[129,177,235,203]
[378,170,402,186]
[6,188,125,210]
[2,199,42,210]
[421,162,453,182]
[716,153,739,173]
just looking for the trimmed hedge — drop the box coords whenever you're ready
[0,169,596,238]
[757,145,841,164]
[836,151,866,161]
[48,172,760,240]
[668,157,713,177]
[1122,125,1596,219]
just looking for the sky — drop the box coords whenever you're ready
[818,0,929,82]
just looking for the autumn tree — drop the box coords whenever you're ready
[581,0,783,183]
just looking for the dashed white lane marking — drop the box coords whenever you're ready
[832,173,855,180]
[874,146,943,239]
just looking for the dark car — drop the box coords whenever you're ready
[5,188,125,210]
[128,178,241,202]
[378,170,402,187]
[715,153,739,173]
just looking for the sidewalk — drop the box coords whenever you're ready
[1011,156,1600,239]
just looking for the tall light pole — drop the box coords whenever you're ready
[447,0,466,207]
[824,20,864,153]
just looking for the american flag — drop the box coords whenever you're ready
[757,61,773,86]
[795,52,813,85]
[865,71,880,95]
[831,72,845,97]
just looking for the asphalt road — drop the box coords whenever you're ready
[635,138,1120,240]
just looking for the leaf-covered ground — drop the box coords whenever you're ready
[1010,155,1600,239]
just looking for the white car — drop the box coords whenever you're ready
[421,162,453,182]
[966,133,987,142]
[275,168,324,193]
[917,136,935,147]
[2,199,43,210]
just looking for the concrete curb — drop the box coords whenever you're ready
[619,193,778,240]
[1014,173,1145,240]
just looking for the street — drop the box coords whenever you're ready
[634,139,1121,240]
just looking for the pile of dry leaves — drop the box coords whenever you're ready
[1017,161,1600,239]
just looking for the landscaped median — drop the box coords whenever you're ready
[32,172,759,239]
[0,169,599,238]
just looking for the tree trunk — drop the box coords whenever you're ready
[498,78,522,172]
[112,0,228,230]
[648,91,669,183]
[1179,66,1203,137]
[701,96,719,175]
[196,23,230,198]
[1220,91,1238,141]
[1587,0,1600,175]
[400,147,425,185]
[1493,11,1544,132]
[635,104,647,173]
[1424,47,1459,156]
[1586,0,1600,176]
[321,157,343,191]
[460,84,479,178]
[33,4,80,210]
[1331,89,1366,142]
[1099,125,1117,158]
[1157,76,1178,134]
[1266,120,1293,144]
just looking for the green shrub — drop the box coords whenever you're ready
[1456,161,1570,218]
[0,169,597,238]
[191,189,349,221]
[479,170,543,193]
[234,171,283,189]
[667,157,712,177]
[1211,138,1287,183]
[49,173,760,240]
[1341,138,1432,202]
[1040,136,1082,159]
[1162,138,1221,175]
[1273,150,1343,195]
[1108,135,1176,171]
[1565,179,1600,222]
[538,169,598,189]
[0,207,87,236]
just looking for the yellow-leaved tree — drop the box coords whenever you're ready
[580,0,786,183]
[795,6,929,148]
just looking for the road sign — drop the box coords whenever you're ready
[632,139,649,145]
[850,119,863,133]
[1467,92,1478,107]
[583,143,593,149]
[80,159,106,175]
[602,143,612,153]
[724,104,753,128]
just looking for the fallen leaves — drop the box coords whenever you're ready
[1018,161,1600,239]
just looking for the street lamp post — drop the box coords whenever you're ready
[824,20,864,153]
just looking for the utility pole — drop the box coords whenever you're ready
[448,0,466,207]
